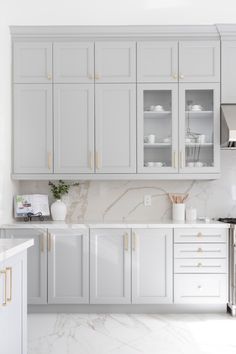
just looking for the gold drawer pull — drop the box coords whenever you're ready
[0,270,7,306]
[6,267,12,303]
[197,247,203,252]
[48,233,53,252]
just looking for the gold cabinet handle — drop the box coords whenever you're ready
[48,152,52,170]
[96,152,101,170]
[89,151,94,169]
[179,73,184,79]
[48,233,52,252]
[172,73,178,80]
[132,232,137,251]
[40,233,46,253]
[95,74,101,80]
[47,73,52,80]
[6,267,12,303]
[0,270,7,306]
[124,232,129,251]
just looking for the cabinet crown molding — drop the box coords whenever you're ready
[216,24,236,40]
[10,25,220,39]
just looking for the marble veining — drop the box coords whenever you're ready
[28,313,236,354]
[17,151,236,223]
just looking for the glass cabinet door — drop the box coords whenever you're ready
[137,84,178,173]
[179,83,220,173]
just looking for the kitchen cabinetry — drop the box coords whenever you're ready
[53,42,94,83]
[132,229,173,304]
[221,41,236,103]
[174,228,228,304]
[137,40,220,83]
[179,83,220,173]
[3,228,47,304]
[90,229,131,304]
[13,84,53,174]
[95,84,136,173]
[13,42,52,83]
[48,229,89,304]
[54,84,94,173]
[0,251,27,354]
[137,83,178,173]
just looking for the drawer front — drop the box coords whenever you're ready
[174,243,227,259]
[174,258,227,274]
[174,274,228,304]
[174,228,227,243]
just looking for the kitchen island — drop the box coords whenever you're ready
[0,238,34,354]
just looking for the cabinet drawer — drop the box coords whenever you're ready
[174,258,227,274]
[174,228,227,243]
[174,274,227,304]
[174,243,227,259]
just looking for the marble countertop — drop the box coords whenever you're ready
[0,220,230,229]
[0,238,34,262]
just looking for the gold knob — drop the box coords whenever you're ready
[197,262,202,267]
[197,232,202,238]
[172,73,178,80]
[179,73,184,79]
[47,74,52,80]
[95,74,101,80]
[197,247,203,252]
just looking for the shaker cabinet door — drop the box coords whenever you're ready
[54,84,94,173]
[179,41,220,82]
[90,229,131,304]
[95,84,136,173]
[53,42,94,83]
[221,41,236,103]
[13,42,52,83]
[48,229,89,304]
[95,41,136,82]
[132,229,173,304]
[137,41,178,82]
[3,229,48,305]
[13,84,53,174]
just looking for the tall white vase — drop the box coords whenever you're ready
[51,199,67,221]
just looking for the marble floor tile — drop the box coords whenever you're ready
[28,313,236,354]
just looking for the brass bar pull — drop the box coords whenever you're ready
[6,267,12,303]
[132,232,136,251]
[124,233,129,251]
[48,233,52,252]
[89,151,94,169]
[40,234,45,253]
[48,152,52,170]
[96,152,101,170]
[0,270,7,306]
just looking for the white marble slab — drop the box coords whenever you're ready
[0,238,34,262]
[0,220,230,229]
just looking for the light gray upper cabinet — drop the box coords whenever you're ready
[48,229,89,304]
[53,42,94,83]
[132,229,173,304]
[95,84,136,173]
[13,84,53,174]
[95,41,136,82]
[221,41,236,103]
[13,42,52,83]
[3,228,47,305]
[137,41,178,82]
[179,41,220,82]
[90,229,131,304]
[54,84,94,173]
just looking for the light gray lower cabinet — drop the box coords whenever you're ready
[95,84,136,173]
[48,229,89,304]
[3,229,47,304]
[54,84,94,173]
[13,84,53,174]
[132,229,173,304]
[90,229,131,304]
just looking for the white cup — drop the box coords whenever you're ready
[154,105,163,111]
[197,134,206,143]
[146,162,155,167]
[187,162,195,168]
[155,162,164,167]
[191,104,203,111]
[147,134,156,144]
[186,207,197,222]
[172,203,185,221]
[195,161,204,167]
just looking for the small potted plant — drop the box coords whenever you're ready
[49,180,79,221]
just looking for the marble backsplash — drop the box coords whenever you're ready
[16,150,236,223]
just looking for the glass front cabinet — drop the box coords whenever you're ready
[138,83,220,175]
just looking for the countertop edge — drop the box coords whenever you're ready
[0,239,34,262]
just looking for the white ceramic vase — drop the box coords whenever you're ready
[50,199,67,221]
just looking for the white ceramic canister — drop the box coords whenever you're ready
[172,203,185,221]
[186,207,197,222]
[50,199,67,221]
